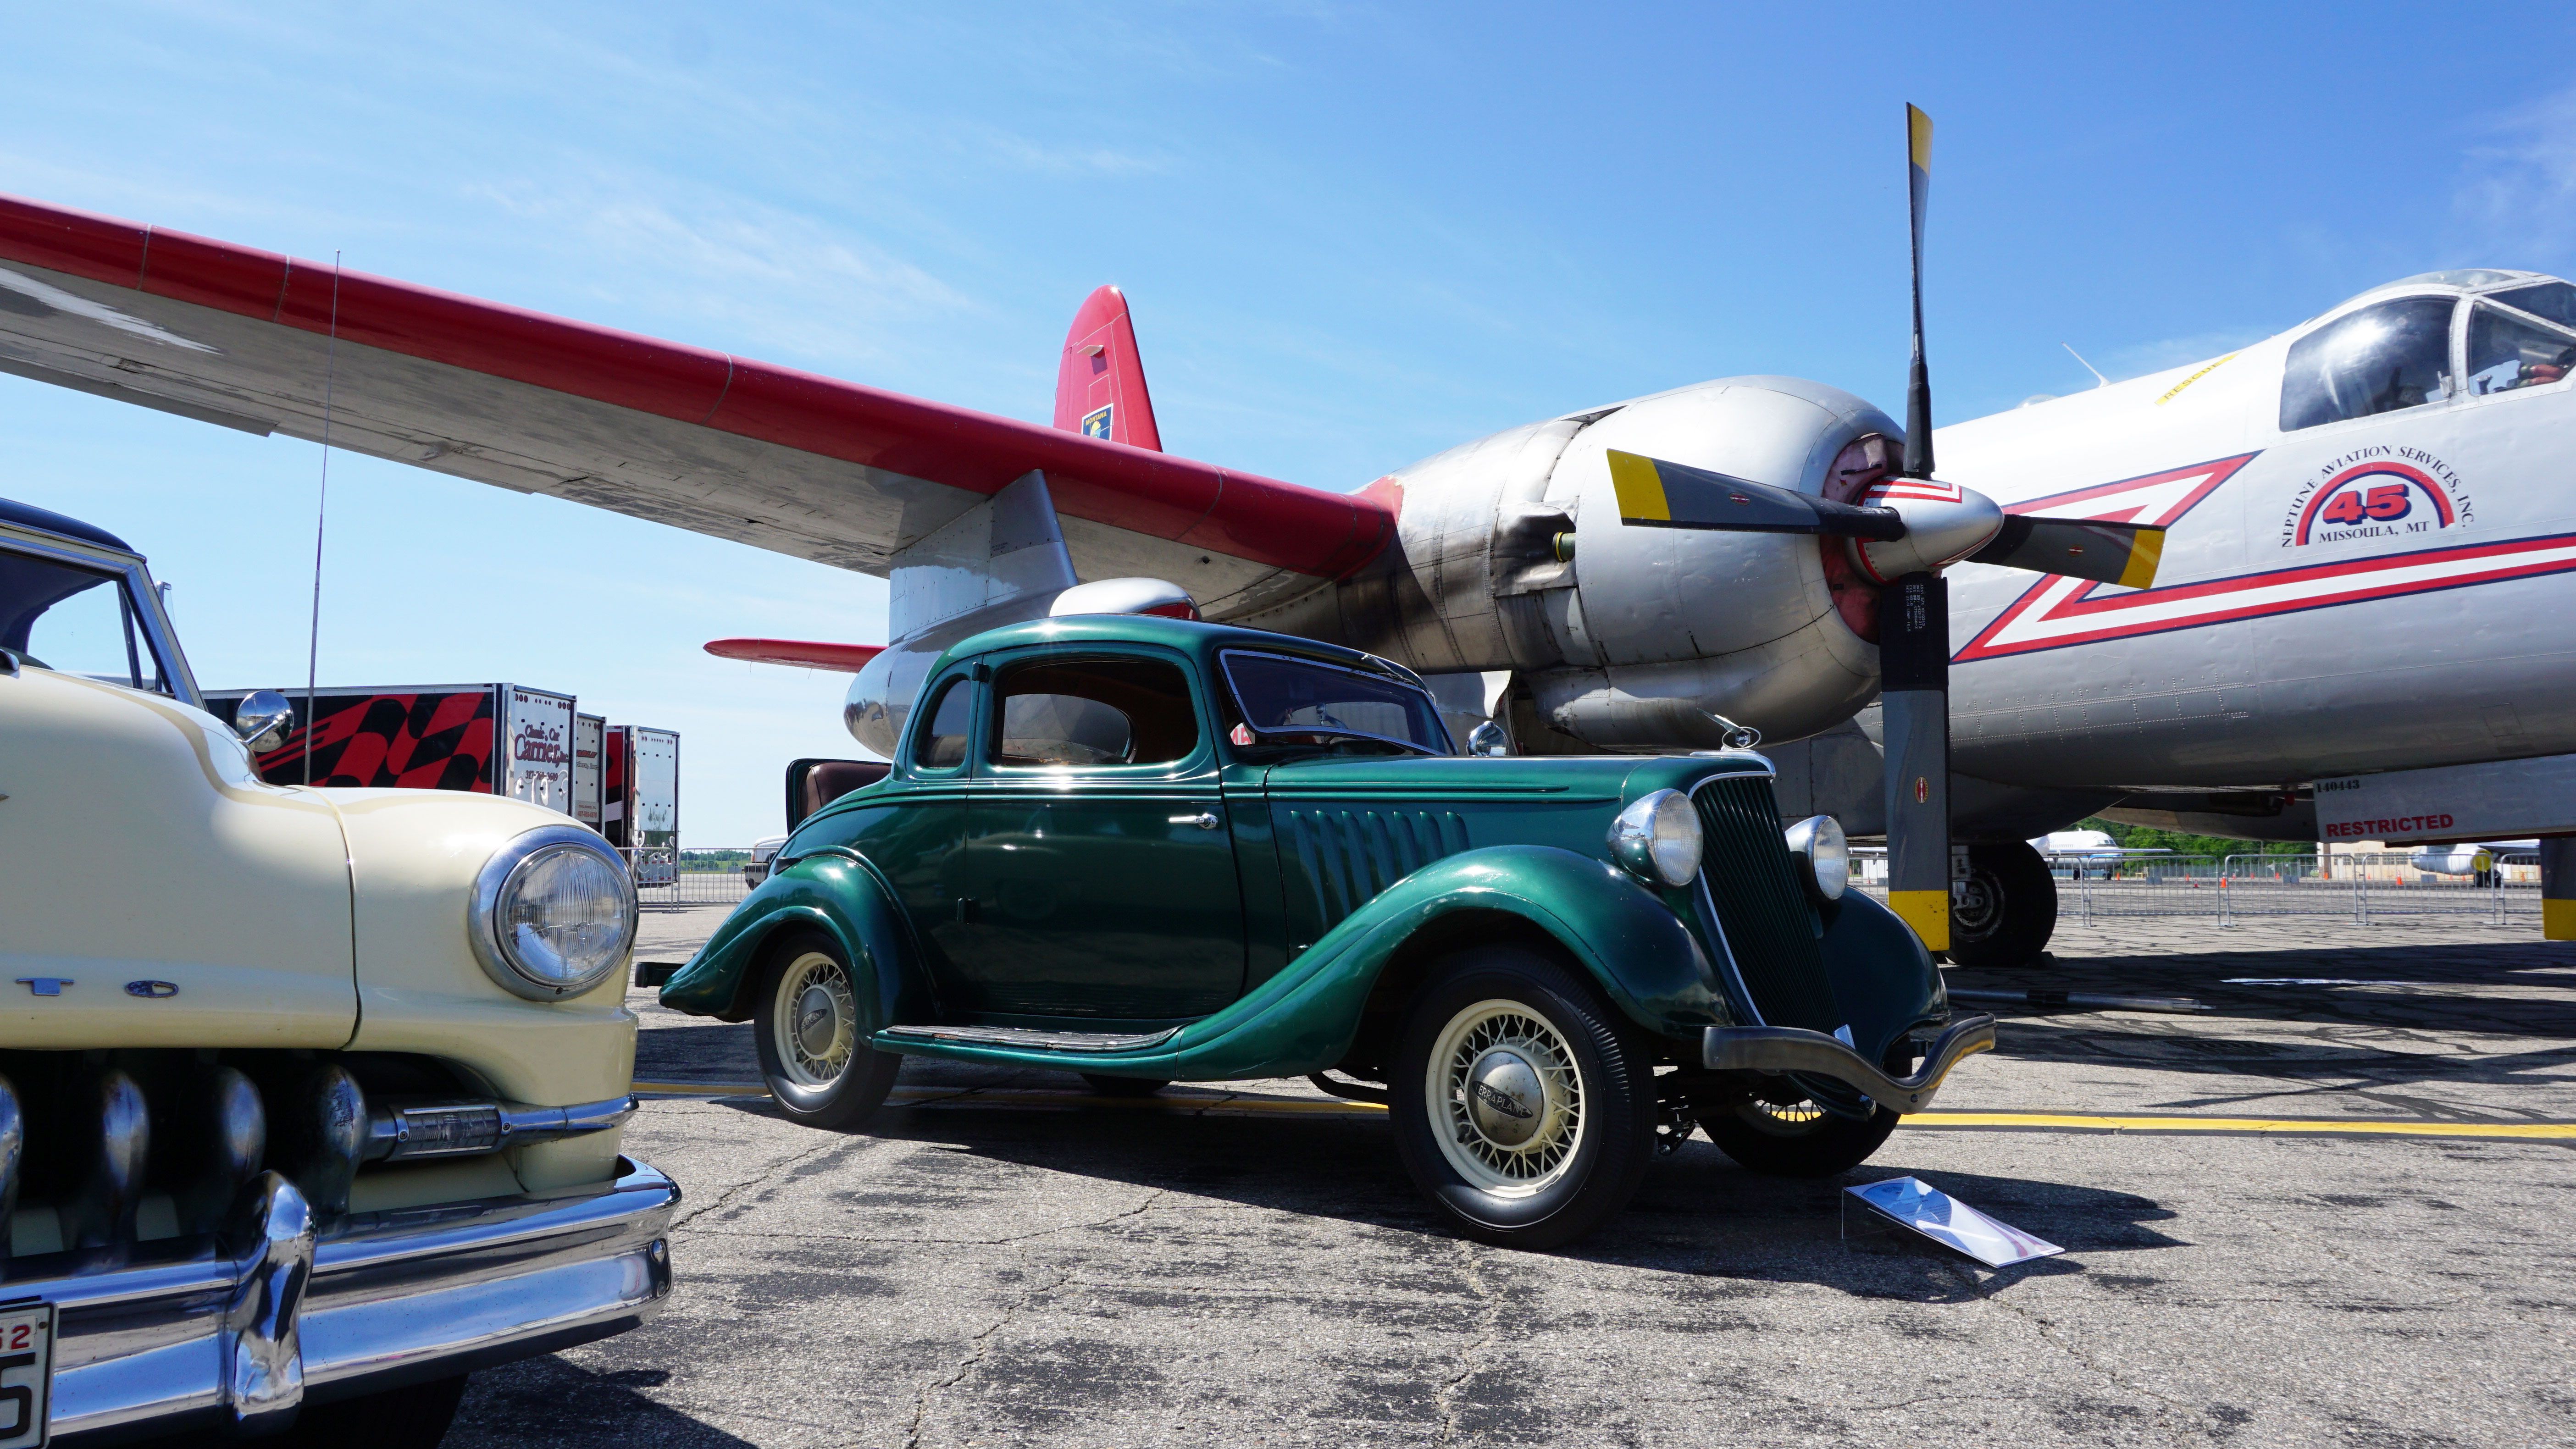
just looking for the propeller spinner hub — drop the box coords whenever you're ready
[1848,476,2004,583]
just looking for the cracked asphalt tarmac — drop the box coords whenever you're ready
[444,909,2576,1448]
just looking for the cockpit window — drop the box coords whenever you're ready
[2279,296,2458,432]
[2490,282,2576,330]
[0,549,172,692]
[2467,303,2576,395]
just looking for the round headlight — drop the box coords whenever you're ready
[469,826,638,1000]
[1784,814,1849,901]
[1608,789,1702,887]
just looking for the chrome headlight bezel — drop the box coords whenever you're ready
[1608,789,1703,887]
[1783,813,1850,901]
[468,824,639,1001]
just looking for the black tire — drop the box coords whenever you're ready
[752,929,902,1132]
[1945,840,2058,967]
[1388,945,1655,1250]
[1696,1034,1916,1177]
[272,1374,468,1448]
[1080,1074,1169,1097]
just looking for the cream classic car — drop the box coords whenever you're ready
[0,497,676,1447]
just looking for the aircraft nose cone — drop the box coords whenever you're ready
[1465,1050,1546,1147]
[1856,476,2006,578]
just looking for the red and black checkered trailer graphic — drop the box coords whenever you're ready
[202,684,573,806]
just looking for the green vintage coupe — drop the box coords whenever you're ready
[662,615,1991,1248]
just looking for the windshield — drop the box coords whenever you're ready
[2280,296,2458,431]
[1220,651,1452,756]
[0,547,172,692]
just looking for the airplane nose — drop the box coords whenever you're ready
[1850,478,2006,581]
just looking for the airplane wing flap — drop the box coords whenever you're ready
[0,191,1392,607]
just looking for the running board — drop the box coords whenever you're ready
[1701,1014,1996,1113]
[877,1023,1182,1053]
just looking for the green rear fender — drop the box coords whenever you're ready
[658,853,928,1029]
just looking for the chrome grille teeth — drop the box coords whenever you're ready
[273,1066,367,1219]
[0,1074,20,1270]
[66,1068,150,1250]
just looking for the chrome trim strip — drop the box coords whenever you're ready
[878,1023,1182,1053]
[1701,1014,1997,1114]
[29,1157,677,1438]
[364,1094,638,1163]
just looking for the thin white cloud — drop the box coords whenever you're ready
[2452,83,2576,269]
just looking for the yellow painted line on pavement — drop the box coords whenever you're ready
[634,1083,2570,1139]
[1902,1111,2576,1140]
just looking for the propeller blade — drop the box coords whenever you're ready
[1968,516,2166,587]
[1880,570,1950,952]
[1902,103,1936,481]
[1606,450,1904,539]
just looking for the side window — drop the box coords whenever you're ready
[991,657,1199,768]
[2490,281,2576,328]
[2279,296,2458,431]
[914,676,974,770]
[2467,303,2576,396]
[0,552,170,692]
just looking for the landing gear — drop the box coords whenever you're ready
[1946,841,2058,966]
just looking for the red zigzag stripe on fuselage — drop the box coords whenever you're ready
[1954,454,2576,662]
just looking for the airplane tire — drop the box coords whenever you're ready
[1389,946,1655,1251]
[753,930,903,1132]
[1945,841,2058,967]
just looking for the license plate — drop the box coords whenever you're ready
[0,1300,53,1449]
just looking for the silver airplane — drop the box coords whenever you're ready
[0,111,2566,960]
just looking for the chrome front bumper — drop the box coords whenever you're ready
[36,1156,678,1443]
[1701,1014,1997,1112]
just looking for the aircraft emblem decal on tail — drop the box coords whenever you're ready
[1957,450,2576,662]
[1081,404,1113,439]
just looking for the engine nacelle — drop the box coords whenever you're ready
[1245,376,1895,749]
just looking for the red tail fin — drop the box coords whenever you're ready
[1053,285,1163,451]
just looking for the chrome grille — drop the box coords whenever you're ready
[1690,775,1840,1032]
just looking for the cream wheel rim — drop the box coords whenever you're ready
[1425,998,1586,1196]
[773,951,858,1088]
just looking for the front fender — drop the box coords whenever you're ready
[1815,887,1946,1062]
[658,852,930,1029]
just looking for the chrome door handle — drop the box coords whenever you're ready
[1169,812,1220,830]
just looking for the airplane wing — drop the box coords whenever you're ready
[0,194,1393,619]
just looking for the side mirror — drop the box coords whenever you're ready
[1466,721,1510,758]
[233,690,295,755]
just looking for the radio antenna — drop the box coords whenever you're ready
[303,251,342,786]
[2062,342,2110,389]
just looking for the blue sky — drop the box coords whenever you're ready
[5,2,2573,841]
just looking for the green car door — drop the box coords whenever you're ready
[948,646,1248,1021]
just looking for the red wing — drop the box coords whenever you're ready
[704,638,884,672]
[0,194,1391,617]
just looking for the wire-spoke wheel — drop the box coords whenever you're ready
[772,951,858,1088]
[1389,946,1653,1250]
[1426,1000,1588,1195]
[752,929,901,1132]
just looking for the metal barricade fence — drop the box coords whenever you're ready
[1851,849,2538,927]
[625,848,760,907]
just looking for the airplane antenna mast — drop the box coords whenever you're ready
[2062,343,2110,389]
[304,251,342,786]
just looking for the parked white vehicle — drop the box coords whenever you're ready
[744,835,790,886]
[0,497,676,1446]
